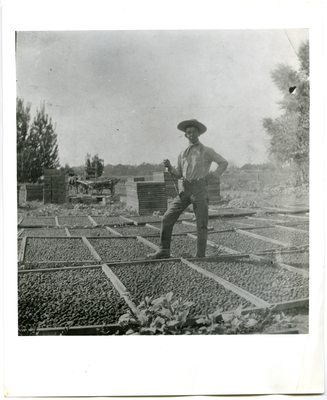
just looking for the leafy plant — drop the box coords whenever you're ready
[118,292,298,335]
[118,292,194,335]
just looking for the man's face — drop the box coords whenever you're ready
[185,126,200,143]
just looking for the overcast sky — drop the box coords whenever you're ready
[16,29,309,168]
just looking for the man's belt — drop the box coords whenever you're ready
[183,177,207,184]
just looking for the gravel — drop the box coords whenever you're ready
[146,236,228,257]
[110,225,160,236]
[208,231,283,253]
[58,216,93,226]
[196,259,309,303]
[69,228,115,237]
[91,216,131,226]
[89,238,152,261]
[110,261,255,315]
[18,268,129,330]
[21,228,66,237]
[246,227,309,247]
[20,217,56,226]
[24,238,94,262]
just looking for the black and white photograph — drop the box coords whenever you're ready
[15,28,311,336]
[2,1,325,397]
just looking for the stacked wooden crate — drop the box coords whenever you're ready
[19,184,44,203]
[207,176,221,204]
[126,181,167,215]
[44,169,69,204]
[153,172,179,198]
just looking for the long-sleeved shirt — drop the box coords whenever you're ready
[173,142,228,180]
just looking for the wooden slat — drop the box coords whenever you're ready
[133,220,163,226]
[181,220,196,227]
[208,228,235,233]
[89,234,138,239]
[270,298,309,311]
[26,235,74,239]
[186,254,251,263]
[18,224,56,228]
[102,263,137,314]
[21,259,98,265]
[81,237,102,261]
[19,236,27,262]
[55,216,60,227]
[136,236,160,251]
[273,224,308,233]
[265,207,309,214]
[17,229,24,237]
[88,216,98,226]
[253,247,301,255]
[277,213,309,221]
[247,216,286,224]
[120,216,136,224]
[249,254,274,265]
[105,226,122,235]
[18,265,103,274]
[272,261,309,278]
[90,235,139,240]
[102,257,181,266]
[65,227,71,237]
[36,323,123,336]
[26,235,87,239]
[297,244,309,250]
[181,258,270,308]
[236,224,276,231]
[258,248,308,256]
[235,229,291,247]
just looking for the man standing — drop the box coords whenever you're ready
[148,119,228,259]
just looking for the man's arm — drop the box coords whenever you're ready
[210,151,228,177]
[163,158,183,179]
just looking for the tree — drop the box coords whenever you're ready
[84,153,104,178]
[17,98,32,182]
[92,154,104,177]
[59,163,75,175]
[27,102,60,182]
[263,40,309,184]
[16,99,60,183]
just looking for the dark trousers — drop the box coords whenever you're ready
[159,179,209,257]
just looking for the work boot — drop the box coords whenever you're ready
[147,249,170,259]
[195,254,206,258]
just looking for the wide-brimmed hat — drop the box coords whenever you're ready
[177,119,207,135]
